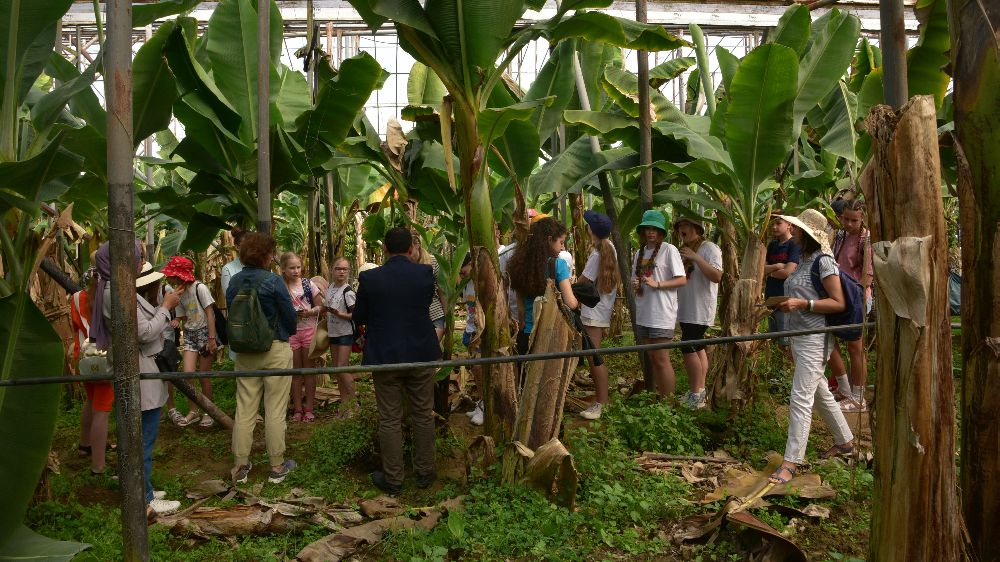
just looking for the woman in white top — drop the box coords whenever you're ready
[769,209,855,484]
[324,257,360,417]
[631,210,686,399]
[578,211,619,420]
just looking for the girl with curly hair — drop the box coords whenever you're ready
[507,217,579,356]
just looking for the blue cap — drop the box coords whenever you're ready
[583,210,613,239]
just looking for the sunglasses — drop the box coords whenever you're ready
[334,267,349,271]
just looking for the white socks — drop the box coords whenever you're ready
[836,374,850,394]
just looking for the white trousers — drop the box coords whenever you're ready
[784,333,854,464]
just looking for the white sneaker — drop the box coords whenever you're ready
[579,402,603,420]
[680,391,693,408]
[149,498,181,515]
[690,390,707,410]
[153,490,166,500]
[466,400,482,418]
[470,403,484,426]
[840,397,867,413]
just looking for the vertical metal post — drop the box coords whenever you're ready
[636,0,653,212]
[256,0,271,233]
[105,0,147,559]
[880,0,908,109]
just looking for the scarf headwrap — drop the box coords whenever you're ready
[90,240,142,350]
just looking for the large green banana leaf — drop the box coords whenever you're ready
[133,0,205,27]
[134,19,181,145]
[477,98,551,148]
[724,43,798,207]
[30,54,101,135]
[295,52,387,167]
[407,61,447,108]
[792,9,860,137]
[0,291,64,546]
[769,3,811,56]
[0,0,74,159]
[524,40,577,143]
[527,136,601,199]
[38,54,106,137]
[817,81,859,162]
[425,0,524,79]
[270,64,311,128]
[163,25,244,143]
[905,0,950,107]
[205,0,282,141]
[0,133,81,216]
[550,12,686,51]
[648,56,695,88]
[0,525,89,561]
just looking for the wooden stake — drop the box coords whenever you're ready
[256,0,271,233]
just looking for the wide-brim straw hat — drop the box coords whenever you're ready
[136,261,164,288]
[778,209,832,255]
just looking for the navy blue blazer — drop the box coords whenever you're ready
[353,255,442,366]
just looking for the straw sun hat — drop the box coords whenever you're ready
[777,209,833,255]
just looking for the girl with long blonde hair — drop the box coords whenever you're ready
[578,211,619,420]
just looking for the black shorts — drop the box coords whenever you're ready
[679,322,709,354]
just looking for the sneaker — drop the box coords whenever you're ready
[167,408,186,426]
[579,402,603,420]
[840,397,867,413]
[466,400,483,418]
[416,472,437,489]
[232,461,252,485]
[149,498,181,515]
[689,390,707,410]
[370,470,402,496]
[268,459,297,484]
[153,490,166,500]
[198,413,215,428]
[470,403,484,426]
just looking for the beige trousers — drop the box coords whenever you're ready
[373,368,437,486]
[232,341,293,467]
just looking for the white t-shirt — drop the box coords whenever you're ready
[558,250,575,278]
[499,243,519,320]
[325,283,356,338]
[176,282,215,330]
[463,280,477,334]
[677,241,723,326]
[632,243,685,330]
[580,246,618,325]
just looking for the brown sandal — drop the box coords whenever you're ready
[768,464,797,484]
[820,442,854,459]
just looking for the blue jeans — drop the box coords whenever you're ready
[141,407,162,504]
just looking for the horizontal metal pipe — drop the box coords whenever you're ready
[3,323,882,387]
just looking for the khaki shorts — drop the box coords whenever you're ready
[635,324,674,341]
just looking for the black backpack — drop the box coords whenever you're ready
[226,274,274,353]
[809,254,864,341]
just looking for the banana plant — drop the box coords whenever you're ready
[139,0,387,251]
[1,2,206,551]
[347,0,684,445]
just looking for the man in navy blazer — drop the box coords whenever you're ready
[353,227,441,495]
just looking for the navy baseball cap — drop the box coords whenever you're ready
[584,210,613,239]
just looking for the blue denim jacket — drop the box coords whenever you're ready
[225,266,298,342]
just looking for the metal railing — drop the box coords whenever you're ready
[1,322,879,387]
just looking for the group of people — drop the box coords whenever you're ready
[67,196,873,513]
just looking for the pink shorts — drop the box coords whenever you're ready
[288,325,316,351]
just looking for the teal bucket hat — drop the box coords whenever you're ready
[636,209,667,234]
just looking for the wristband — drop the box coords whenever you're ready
[207,336,216,340]
[808,299,814,312]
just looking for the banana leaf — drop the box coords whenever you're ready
[550,12,687,51]
[769,3,811,56]
[0,525,89,561]
[524,40,577,143]
[205,0,283,140]
[792,9,860,138]
[724,43,798,205]
[0,291,64,546]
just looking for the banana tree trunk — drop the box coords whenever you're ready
[708,231,766,408]
[453,103,517,443]
[950,2,1000,559]
[569,193,588,269]
[863,97,960,562]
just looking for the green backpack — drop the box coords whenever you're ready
[227,274,274,353]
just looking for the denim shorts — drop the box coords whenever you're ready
[182,326,210,353]
[329,334,354,347]
[433,317,446,330]
[635,324,674,341]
